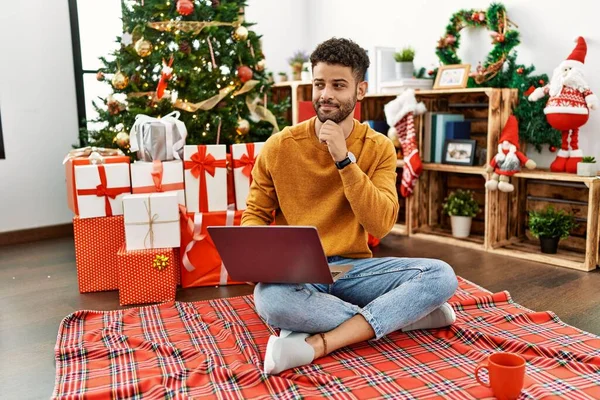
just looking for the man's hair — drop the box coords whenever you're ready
[310,38,370,82]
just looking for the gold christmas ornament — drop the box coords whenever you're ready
[114,131,130,147]
[233,26,248,41]
[112,71,129,90]
[134,38,153,57]
[236,118,250,135]
[256,59,265,72]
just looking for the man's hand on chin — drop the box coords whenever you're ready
[318,120,348,162]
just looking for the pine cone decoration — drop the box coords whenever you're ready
[211,0,220,7]
[107,100,122,115]
[130,73,142,86]
[179,40,191,55]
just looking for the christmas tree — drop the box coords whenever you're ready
[82,0,290,153]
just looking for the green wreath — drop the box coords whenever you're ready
[435,2,560,152]
[436,3,519,84]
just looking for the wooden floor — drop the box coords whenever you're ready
[2,234,600,399]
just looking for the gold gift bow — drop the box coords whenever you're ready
[125,196,179,249]
[62,146,124,164]
[152,254,170,271]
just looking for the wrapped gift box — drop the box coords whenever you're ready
[179,206,244,288]
[131,160,185,205]
[73,215,124,293]
[123,192,180,251]
[117,245,178,306]
[65,152,130,216]
[231,142,265,210]
[129,112,187,161]
[74,163,131,219]
[183,145,228,213]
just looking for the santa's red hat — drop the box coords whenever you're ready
[563,36,587,69]
[499,115,519,147]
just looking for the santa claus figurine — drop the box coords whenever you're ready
[486,115,536,192]
[529,37,598,173]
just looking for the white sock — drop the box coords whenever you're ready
[263,332,315,375]
[402,303,456,332]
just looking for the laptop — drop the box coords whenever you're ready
[207,226,352,284]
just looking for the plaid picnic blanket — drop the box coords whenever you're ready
[53,277,600,399]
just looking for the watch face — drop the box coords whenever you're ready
[348,152,356,163]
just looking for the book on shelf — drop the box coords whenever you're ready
[422,113,467,163]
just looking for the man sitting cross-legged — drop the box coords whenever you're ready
[242,37,458,375]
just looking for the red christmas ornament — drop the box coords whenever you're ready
[524,85,536,97]
[517,67,524,74]
[427,70,434,76]
[549,145,557,153]
[539,79,545,85]
[237,65,253,83]
[176,0,194,16]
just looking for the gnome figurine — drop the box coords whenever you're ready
[486,115,536,192]
[528,37,598,173]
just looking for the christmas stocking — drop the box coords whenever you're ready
[395,112,422,197]
[384,89,427,197]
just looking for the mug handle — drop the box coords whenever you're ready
[475,361,491,388]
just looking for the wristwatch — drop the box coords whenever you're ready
[335,152,356,170]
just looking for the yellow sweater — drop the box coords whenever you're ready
[241,117,399,258]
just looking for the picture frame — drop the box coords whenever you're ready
[433,64,471,90]
[442,139,477,166]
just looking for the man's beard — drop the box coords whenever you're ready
[550,66,588,96]
[313,91,357,123]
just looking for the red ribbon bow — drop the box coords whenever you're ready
[76,165,130,216]
[184,146,227,212]
[150,160,164,192]
[233,143,256,184]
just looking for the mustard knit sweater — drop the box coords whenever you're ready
[241,117,399,258]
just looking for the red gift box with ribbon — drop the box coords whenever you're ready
[179,205,245,287]
[73,215,124,293]
[183,145,228,213]
[117,245,178,306]
[64,148,130,216]
[231,142,264,210]
[131,160,185,205]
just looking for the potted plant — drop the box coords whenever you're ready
[577,156,597,177]
[288,51,309,81]
[278,71,288,83]
[394,47,416,79]
[442,189,480,238]
[528,206,577,254]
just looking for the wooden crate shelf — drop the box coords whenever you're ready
[488,176,600,272]
[269,85,600,271]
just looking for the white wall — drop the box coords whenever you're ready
[303,0,600,167]
[0,0,79,233]
[245,0,310,78]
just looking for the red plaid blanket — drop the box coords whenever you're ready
[53,277,600,399]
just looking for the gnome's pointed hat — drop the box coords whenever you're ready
[563,36,587,69]
[499,115,519,147]
[496,116,519,160]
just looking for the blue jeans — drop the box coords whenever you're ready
[253,257,458,339]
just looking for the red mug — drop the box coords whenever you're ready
[475,352,526,400]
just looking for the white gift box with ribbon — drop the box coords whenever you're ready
[129,111,188,161]
[75,163,131,219]
[131,160,186,206]
[123,192,181,251]
[183,145,228,213]
[231,142,265,210]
